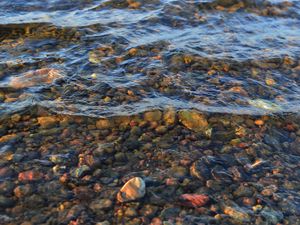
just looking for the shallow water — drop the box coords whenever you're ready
[0,0,300,224]
[0,0,300,117]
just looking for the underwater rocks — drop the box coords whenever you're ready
[0,109,299,224]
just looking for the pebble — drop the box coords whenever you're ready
[96,220,110,225]
[14,185,33,198]
[260,207,283,224]
[223,205,251,223]
[140,204,158,217]
[70,165,90,178]
[254,119,264,126]
[144,110,162,122]
[90,198,113,211]
[170,166,188,178]
[117,177,146,203]
[114,152,127,162]
[163,108,177,125]
[124,207,138,217]
[0,181,15,195]
[18,171,43,182]
[37,116,58,128]
[0,195,15,208]
[261,185,277,196]
[0,134,18,143]
[96,221,110,225]
[178,110,208,132]
[190,160,210,181]
[160,207,180,219]
[265,77,276,86]
[96,118,114,129]
[9,68,63,89]
[233,185,254,198]
[151,218,163,225]
[179,194,209,207]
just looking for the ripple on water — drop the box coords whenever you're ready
[0,0,299,117]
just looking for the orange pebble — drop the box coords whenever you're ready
[129,48,137,55]
[152,55,162,60]
[18,171,43,182]
[254,119,264,126]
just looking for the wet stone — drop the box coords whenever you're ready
[170,166,188,178]
[124,207,138,217]
[233,185,254,198]
[96,221,110,225]
[259,207,283,224]
[37,116,58,129]
[0,167,15,179]
[179,194,210,207]
[140,204,158,217]
[9,68,63,89]
[223,204,251,223]
[0,181,15,195]
[211,165,233,183]
[71,165,90,178]
[264,134,282,152]
[114,152,127,162]
[0,134,19,143]
[0,195,15,208]
[163,108,177,125]
[14,184,34,198]
[96,118,114,129]
[90,198,113,211]
[160,207,180,219]
[144,110,163,122]
[190,160,211,181]
[206,179,222,191]
[261,185,278,197]
[117,177,146,203]
[178,110,209,132]
[18,171,43,182]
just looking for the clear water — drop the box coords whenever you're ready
[0,0,299,117]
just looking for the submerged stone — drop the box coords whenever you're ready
[223,205,251,223]
[37,116,58,128]
[71,165,90,178]
[144,110,162,122]
[163,108,177,125]
[117,177,146,203]
[248,99,282,112]
[260,207,283,224]
[178,110,208,132]
[9,68,63,89]
[179,194,209,207]
[190,160,211,181]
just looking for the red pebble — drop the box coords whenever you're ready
[18,171,43,182]
[238,142,248,148]
[179,194,209,207]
